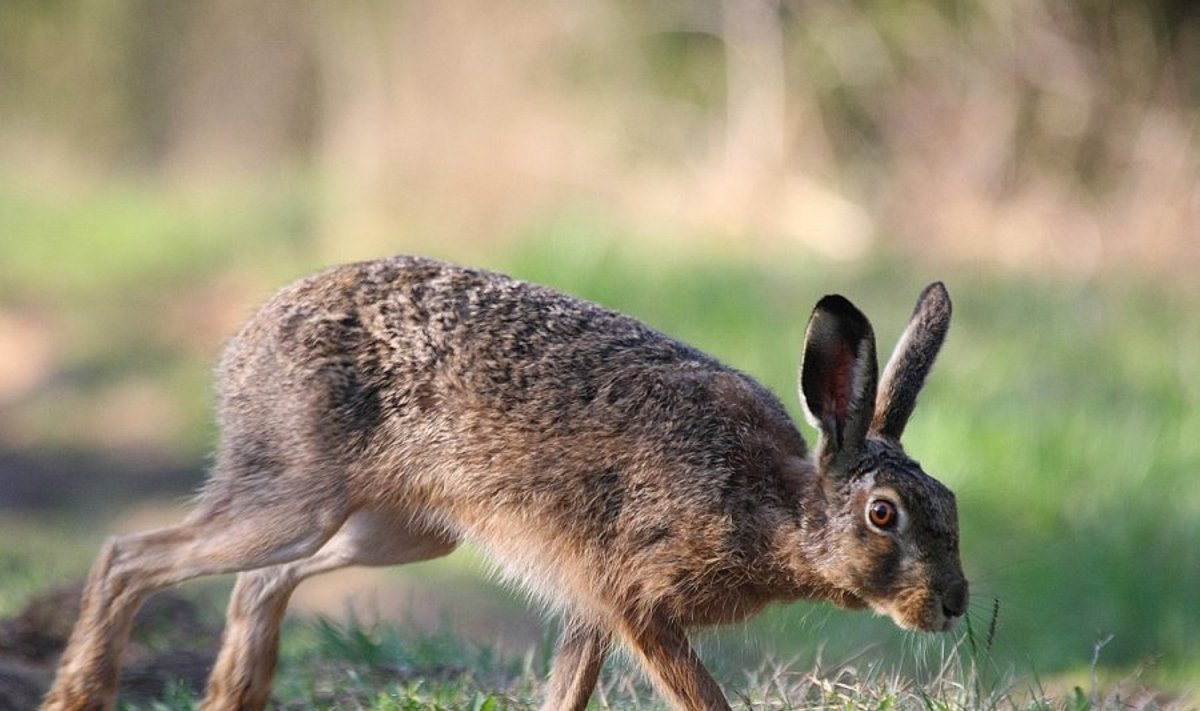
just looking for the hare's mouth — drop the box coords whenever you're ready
[868,591,960,633]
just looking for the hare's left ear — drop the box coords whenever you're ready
[871,282,952,440]
[800,295,878,460]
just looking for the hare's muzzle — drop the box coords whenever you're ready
[941,577,969,621]
[928,574,970,632]
[871,573,969,633]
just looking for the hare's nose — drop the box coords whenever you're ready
[941,579,969,619]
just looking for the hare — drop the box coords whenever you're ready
[42,256,966,711]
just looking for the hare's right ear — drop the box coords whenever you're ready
[799,295,878,461]
[871,282,951,441]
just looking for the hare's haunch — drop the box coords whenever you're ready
[43,256,967,711]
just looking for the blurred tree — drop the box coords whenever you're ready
[0,0,1195,272]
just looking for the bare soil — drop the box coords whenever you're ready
[0,585,219,711]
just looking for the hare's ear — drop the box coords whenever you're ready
[800,294,878,459]
[871,282,951,440]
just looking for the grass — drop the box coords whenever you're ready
[0,514,99,613]
[117,609,1183,710]
[1,183,1198,705]
[0,177,317,456]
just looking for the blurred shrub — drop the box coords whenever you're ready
[0,1,1196,270]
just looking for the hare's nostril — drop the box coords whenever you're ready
[941,580,968,619]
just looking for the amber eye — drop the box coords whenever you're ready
[867,499,898,530]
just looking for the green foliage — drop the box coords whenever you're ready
[0,516,96,615]
[0,181,309,311]
[0,179,318,457]
[2,191,1197,702]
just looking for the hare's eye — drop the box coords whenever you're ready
[867,499,898,530]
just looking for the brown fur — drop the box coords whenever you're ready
[41,256,967,711]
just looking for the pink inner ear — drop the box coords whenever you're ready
[822,341,855,433]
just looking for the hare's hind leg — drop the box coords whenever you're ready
[201,509,458,711]
[540,622,610,711]
[41,495,350,711]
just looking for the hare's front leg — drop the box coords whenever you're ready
[202,509,458,711]
[619,614,730,711]
[540,622,610,711]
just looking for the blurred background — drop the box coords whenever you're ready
[1,0,1197,703]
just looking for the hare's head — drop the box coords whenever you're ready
[798,283,967,632]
